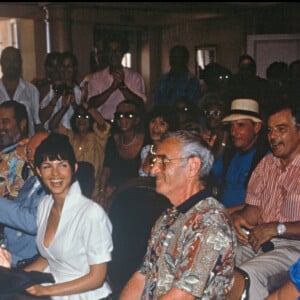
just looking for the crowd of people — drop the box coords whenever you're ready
[0,32,299,300]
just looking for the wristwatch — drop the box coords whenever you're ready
[277,223,287,236]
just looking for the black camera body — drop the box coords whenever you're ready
[53,83,66,95]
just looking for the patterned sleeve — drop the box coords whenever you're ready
[173,211,235,298]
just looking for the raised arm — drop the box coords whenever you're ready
[49,94,74,131]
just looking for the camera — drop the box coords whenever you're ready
[53,83,66,95]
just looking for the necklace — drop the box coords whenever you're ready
[120,132,137,147]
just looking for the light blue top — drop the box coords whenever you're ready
[0,176,46,266]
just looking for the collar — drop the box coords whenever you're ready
[176,189,212,213]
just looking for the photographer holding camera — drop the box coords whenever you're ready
[39,52,81,131]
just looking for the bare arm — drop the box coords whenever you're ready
[265,280,300,300]
[26,263,107,297]
[24,256,49,272]
[39,94,60,125]
[88,82,118,109]
[49,94,72,131]
[119,271,146,300]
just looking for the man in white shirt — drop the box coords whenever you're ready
[0,46,41,137]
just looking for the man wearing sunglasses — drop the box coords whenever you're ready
[120,130,236,300]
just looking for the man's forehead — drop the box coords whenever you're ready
[231,119,254,125]
[268,109,292,126]
[0,107,15,119]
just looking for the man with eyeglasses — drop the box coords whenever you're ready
[119,130,236,300]
[211,98,270,210]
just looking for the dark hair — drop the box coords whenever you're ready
[44,51,62,69]
[238,54,256,74]
[34,132,77,173]
[61,51,78,68]
[0,100,28,135]
[103,32,130,55]
[169,45,189,65]
[70,105,94,133]
[289,59,300,80]
[146,106,178,132]
[266,61,288,82]
[267,98,300,125]
[144,106,179,144]
[200,92,225,110]
[0,46,22,65]
[202,63,232,88]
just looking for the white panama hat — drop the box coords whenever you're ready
[222,98,262,123]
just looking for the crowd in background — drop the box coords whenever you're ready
[0,30,298,300]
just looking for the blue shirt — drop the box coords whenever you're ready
[0,176,46,266]
[212,147,256,208]
[154,68,201,106]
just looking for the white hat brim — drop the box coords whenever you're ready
[222,114,262,123]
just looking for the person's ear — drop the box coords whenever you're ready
[187,156,201,177]
[254,122,262,135]
[36,167,41,178]
[74,163,78,173]
[19,119,27,134]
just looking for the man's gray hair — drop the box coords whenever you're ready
[163,130,214,178]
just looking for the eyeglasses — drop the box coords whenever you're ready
[150,154,189,170]
[204,110,222,118]
[114,112,138,120]
[75,114,91,120]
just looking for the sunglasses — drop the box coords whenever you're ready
[204,110,222,118]
[75,114,91,120]
[114,112,138,120]
[150,154,189,170]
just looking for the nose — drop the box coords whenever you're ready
[51,164,59,176]
[150,160,161,176]
[268,128,279,140]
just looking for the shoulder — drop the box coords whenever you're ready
[20,79,39,93]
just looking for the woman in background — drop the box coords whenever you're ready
[99,99,145,208]
[139,105,178,176]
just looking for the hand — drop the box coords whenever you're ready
[111,69,125,87]
[231,213,254,245]
[248,222,277,253]
[26,284,48,296]
[0,247,11,268]
[201,131,217,149]
[61,93,73,109]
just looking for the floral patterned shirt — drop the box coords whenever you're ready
[139,190,237,299]
[0,143,29,198]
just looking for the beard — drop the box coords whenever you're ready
[0,129,21,149]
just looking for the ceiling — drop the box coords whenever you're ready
[37,2,292,23]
